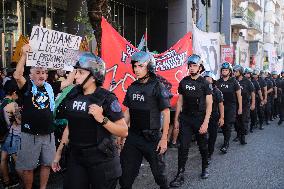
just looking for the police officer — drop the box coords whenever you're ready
[278,70,284,125]
[52,52,128,189]
[170,54,213,188]
[252,69,266,130]
[245,68,262,133]
[271,71,279,119]
[262,70,273,125]
[216,62,242,154]
[119,51,170,189]
[233,65,255,144]
[202,71,224,161]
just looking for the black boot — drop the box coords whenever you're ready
[233,136,239,142]
[278,120,283,125]
[208,154,212,165]
[250,127,253,133]
[259,124,264,130]
[170,168,185,187]
[220,142,229,154]
[201,168,209,179]
[240,135,247,145]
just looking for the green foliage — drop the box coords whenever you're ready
[74,0,95,40]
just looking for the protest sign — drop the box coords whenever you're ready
[193,24,221,78]
[27,26,82,71]
[221,45,234,64]
[12,35,29,63]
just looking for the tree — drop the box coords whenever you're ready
[86,0,111,56]
[201,0,211,7]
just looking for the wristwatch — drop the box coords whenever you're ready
[101,117,109,125]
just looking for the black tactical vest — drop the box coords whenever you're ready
[126,79,161,132]
[180,76,207,114]
[62,86,114,146]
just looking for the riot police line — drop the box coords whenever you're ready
[7,44,284,189]
[51,51,284,189]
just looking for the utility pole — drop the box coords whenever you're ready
[192,0,196,24]
[2,0,6,67]
[219,0,223,32]
[206,0,209,32]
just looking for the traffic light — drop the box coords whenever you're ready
[201,0,211,7]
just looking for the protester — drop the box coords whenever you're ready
[13,44,56,189]
[0,80,21,188]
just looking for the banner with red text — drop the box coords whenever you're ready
[101,17,192,108]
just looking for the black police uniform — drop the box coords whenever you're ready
[274,77,282,118]
[264,77,273,124]
[61,86,124,189]
[176,76,212,175]
[119,76,170,189]
[251,79,261,130]
[216,77,240,149]
[257,77,267,128]
[235,77,254,142]
[279,78,284,124]
[270,77,276,119]
[208,86,223,157]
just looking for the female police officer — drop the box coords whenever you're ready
[119,51,171,189]
[170,54,213,188]
[52,52,128,189]
[216,62,242,154]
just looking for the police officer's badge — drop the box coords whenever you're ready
[111,100,122,112]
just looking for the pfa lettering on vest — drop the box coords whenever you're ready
[221,84,229,89]
[73,101,86,111]
[186,85,196,91]
[132,94,145,102]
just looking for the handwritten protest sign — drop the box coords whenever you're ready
[27,26,82,71]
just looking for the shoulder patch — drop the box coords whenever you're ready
[110,100,122,112]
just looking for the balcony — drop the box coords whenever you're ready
[231,8,248,29]
[248,20,262,34]
[264,32,275,44]
[264,11,276,24]
[275,14,281,26]
[248,0,262,11]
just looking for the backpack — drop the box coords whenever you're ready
[0,98,13,143]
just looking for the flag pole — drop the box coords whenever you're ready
[145,27,148,52]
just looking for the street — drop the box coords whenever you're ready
[3,119,284,189]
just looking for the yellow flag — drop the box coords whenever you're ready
[12,35,29,63]
[79,37,89,52]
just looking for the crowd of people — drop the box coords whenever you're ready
[0,44,283,189]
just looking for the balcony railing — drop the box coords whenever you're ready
[247,19,262,32]
[232,7,249,28]
[248,0,262,11]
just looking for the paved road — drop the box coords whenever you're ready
[3,119,284,189]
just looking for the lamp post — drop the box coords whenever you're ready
[2,0,6,68]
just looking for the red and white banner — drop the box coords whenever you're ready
[101,17,192,108]
[221,45,234,64]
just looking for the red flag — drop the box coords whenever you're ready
[101,17,192,108]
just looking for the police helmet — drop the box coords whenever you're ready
[221,62,233,71]
[187,54,202,65]
[131,51,156,75]
[263,70,270,77]
[74,52,106,85]
[271,71,278,75]
[233,64,244,75]
[252,69,260,76]
[202,71,216,80]
[244,67,253,74]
